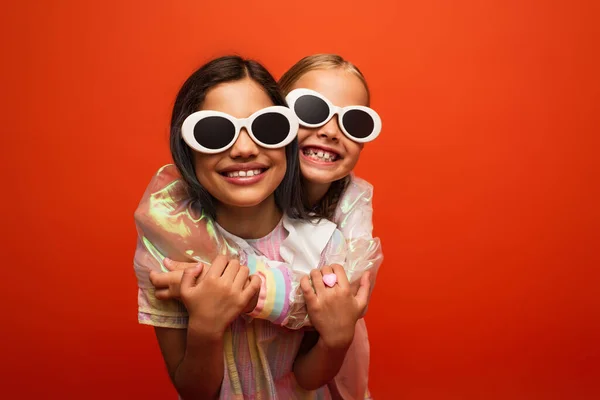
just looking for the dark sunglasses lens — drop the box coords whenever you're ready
[251,113,291,145]
[193,116,236,150]
[294,95,329,124]
[342,110,374,139]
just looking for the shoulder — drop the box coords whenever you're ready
[347,175,374,198]
[134,164,196,235]
[134,164,190,216]
[141,164,186,198]
[133,165,220,262]
[349,175,374,192]
[335,175,374,215]
[340,175,374,205]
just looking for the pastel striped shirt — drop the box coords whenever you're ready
[244,220,291,325]
[218,219,333,399]
[133,165,380,399]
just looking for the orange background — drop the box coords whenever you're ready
[2,1,599,399]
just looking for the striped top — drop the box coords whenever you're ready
[218,219,333,399]
[134,166,381,399]
[245,219,292,325]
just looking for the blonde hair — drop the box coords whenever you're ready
[279,54,371,218]
[278,54,370,105]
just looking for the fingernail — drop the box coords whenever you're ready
[164,258,171,265]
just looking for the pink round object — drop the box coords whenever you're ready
[322,273,338,287]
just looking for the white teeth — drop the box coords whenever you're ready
[226,169,263,178]
[304,148,338,162]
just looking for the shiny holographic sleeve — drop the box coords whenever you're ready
[133,165,295,328]
[279,176,384,330]
[280,228,347,330]
[133,165,235,328]
[334,175,383,288]
[330,175,383,400]
[132,166,381,336]
[267,176,383,400]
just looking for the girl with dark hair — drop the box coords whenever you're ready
[133,55,371,399]
[148,54,384,399]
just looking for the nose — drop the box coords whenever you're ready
[229,128,259,159]
[316,116,342,142]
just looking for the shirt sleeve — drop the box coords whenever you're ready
[134,236,189,329]
[244,254,292,325]
[259,178,384,330]
[335,176,383,286]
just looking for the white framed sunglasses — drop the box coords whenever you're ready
[181,106,299,154]
[285,88,382,143]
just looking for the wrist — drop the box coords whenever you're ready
[187,318,226,343]
[316,335,352,355]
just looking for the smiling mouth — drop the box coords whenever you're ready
[302,146,340,162]
[219,168,266,178]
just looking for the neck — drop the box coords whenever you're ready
[216,196,282,239]
[304,178,332,207]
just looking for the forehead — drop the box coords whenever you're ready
[291,68,369,107]
[201,78,274,118]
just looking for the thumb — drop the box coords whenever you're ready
[242,276,252,290]
[180,264,202,290]
[164,258,200,272]
[355,271,372,309]
[242,275,262,300]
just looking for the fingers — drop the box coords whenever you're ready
[150,270,185,289]
[149,271,168,289]
[359,304,369,319]
[232,265,250,291]
[207,255,228,277]
[199,261,210,280]
[150,270,185,300]
[310,269,325,295]
[180,264,203,291]
[320,265,333,275]
[331,264,349,289]
[154,289,170,300]
[241,275,261,304]
[222,259,240,282]
[300,275,317,306]
[349,278,361,296]
[355,271,372,309]
[163,258,199,272]
[242,286,260,314]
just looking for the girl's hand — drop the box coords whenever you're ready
[180,255,261,339]
[300,265,371,350]
[349,270,376,318]
[150,258,259,313]
[149,258,199,300]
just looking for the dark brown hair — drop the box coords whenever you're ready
[170,55,308,220]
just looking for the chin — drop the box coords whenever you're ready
[228,200,264,208]
[301,166,344,185]
[219,198,265,209]
[220,188,274,208]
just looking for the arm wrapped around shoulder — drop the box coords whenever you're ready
[133,165,241,328]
